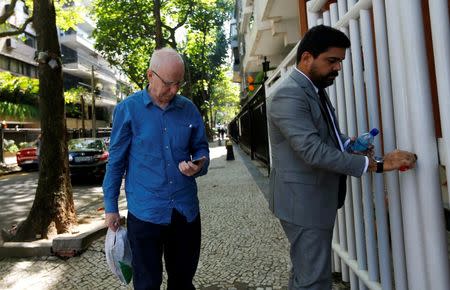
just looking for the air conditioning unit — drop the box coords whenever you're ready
[5,38,17,49]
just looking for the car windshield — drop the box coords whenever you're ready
[68,139,104,151]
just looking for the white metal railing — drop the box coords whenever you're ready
[265,0,450,289]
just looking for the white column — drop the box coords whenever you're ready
[360,9,394,290]
[306,1,319,29]
[428,0,450,205]
[385,1,428,289]
[371,1,408,289]
[331,4,350,282]
[348,14,371,284]
[338,0,358,288]
[398,0,450,289]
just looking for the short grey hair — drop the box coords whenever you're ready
[149,47,185,71]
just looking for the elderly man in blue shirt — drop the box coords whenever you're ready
[103,47,210,290]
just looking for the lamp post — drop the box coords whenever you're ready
[0,120,6,164]
[262,56,270,81]
[91,65,96,138]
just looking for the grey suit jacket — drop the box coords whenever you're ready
[267,69,366,229]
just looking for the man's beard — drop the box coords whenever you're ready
[312,70,339,89]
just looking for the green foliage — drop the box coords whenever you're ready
[92,0,193,86]
[5,143,19,153]
[0,101,39,120]
[0,72,39,119]
[64,86,90,104]
[0,72,39,105]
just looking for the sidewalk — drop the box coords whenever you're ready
[0,143,349,289]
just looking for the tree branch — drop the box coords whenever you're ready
[172,0,194,30]
[0,16,33,38]
[0,0,18,24]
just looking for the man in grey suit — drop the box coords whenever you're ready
[267,25,417,290]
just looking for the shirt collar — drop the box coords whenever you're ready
[141,85,184,109]
[294,67,319,93]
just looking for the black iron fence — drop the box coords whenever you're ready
[229,85,269,166]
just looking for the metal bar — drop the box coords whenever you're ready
[335,0,372,28]
[360,10,393,290]
[348,16,371,284]
[371,1,408,289]
[338,0,359,289]
[331,4,350,282]
[307,0,329,13]
[398,0,450,289]
[428,0,450,206]
[332,243,383,290]
[337,2,358,286]
[384,0,429,289]
[306,1,319,29]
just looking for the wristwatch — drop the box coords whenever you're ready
[374,156,384,173]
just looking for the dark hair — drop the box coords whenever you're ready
[296,25,350,64]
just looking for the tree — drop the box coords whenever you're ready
[2,0,77,241]
[92,0,194,87]
[182,0,233,136]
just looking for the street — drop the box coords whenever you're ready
[0,171,106,234]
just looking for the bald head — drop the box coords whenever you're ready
[149,47,185,71]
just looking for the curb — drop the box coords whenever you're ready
[0,216,126,258]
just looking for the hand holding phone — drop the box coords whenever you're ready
[191,156,206,166]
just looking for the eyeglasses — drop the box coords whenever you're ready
[152,70,186,88]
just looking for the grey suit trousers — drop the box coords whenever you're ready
[280,220,333,290]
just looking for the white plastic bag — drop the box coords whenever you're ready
[105,227,133,284]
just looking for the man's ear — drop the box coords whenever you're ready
[301,51,314,66]
[298,51,313,71]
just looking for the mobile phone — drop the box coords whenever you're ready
[191,158,204,165]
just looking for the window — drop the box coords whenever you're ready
[23,33,36,48]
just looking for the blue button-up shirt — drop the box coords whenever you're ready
[103,88,209,224]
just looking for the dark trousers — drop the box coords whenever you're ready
[127,210,201,290]
[280,220,333,290]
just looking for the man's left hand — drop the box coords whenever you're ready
[178,156,207,176]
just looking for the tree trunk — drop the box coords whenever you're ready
[152,0,164,48]
[11,0,76,241]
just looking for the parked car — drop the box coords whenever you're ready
[16,141,39,170]
[68,138,109,179]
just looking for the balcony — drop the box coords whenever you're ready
[242,0,300,74]
[59,30,96,54]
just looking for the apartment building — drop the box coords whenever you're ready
[0,0,131,130]
[230,1,450,290]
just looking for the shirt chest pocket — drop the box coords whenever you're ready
[172,121,193,150]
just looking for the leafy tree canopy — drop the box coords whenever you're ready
[92,0,194,86]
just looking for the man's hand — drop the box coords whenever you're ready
[105,212,121,232]
[369,149,417,172]
[383,149,417,171]
[178,156,207,176]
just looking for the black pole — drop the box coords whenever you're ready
[0,126,4,164]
